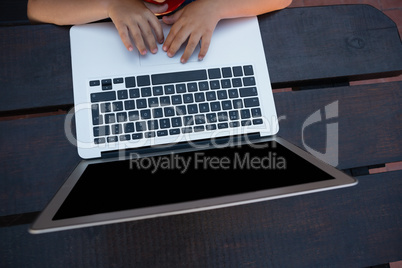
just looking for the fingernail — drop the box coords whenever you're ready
[128,46,133,52]
[162,46,167,52]
[198,56,204,61]
[181,58,187,64]
[141,50,147,55]
[152,48,158,54]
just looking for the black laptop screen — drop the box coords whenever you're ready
[53,141,335,220]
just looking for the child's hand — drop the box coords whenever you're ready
[162,0,221,63]
[108,0,168,55]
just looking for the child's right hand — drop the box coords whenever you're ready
[107,0,168,55]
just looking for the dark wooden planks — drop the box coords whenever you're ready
[1,170,401,268]
[259,4,402,88]
[0,114,81,217]
[0,0,29,25]
[2,5,402,113]
[275,81,402,169]
[0,24,73,113]
[1,82,401,217]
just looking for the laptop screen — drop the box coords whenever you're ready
[53,140,334,220]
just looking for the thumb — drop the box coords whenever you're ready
[144,2,169,15]
[162,9,183,25]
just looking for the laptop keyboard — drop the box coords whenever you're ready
[89,65,263,144]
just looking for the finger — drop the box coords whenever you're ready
[162,22,182,53]
[197,32,212,61]
[180,34,201,63]
[148,16,164,44]
[114,22,135,52]
[128,23,148,55]
[137,21,159,54]
[166,29,189,58]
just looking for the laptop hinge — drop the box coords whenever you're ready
[100,133,263,159]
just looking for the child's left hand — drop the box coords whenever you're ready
[162,0,222,63]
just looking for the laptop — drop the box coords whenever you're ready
[29,17,357,234]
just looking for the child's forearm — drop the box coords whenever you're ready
[27,0,110,25]
[215,0,292,19]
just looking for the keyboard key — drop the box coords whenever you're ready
[243,77,256,86]
[124,123,134,133]
[140,109,151,119]
[112,101,123,111]
[221,79,231,88]
[93,126,110,137]
[136,121,147,132]
[104,113,115,124]
[239,87,258,97]
[102,79,112,90]
[113,78,124,84]
[195,115,206,124]
[233,66,243,77]
[170,129,181,135]
[241,109,251,119]
[251,108,262,117]
[244,97,260,108]
[253,118,263,125]
[145,132,156,138]
[116,112,127,122]
[183,94,194,104]
[136,99,147,109]
[187,104,198,114]
[159,119,170,129]
[210,102,221,111]
[112,124,123,134]
[160,96,171,106]
[199,103,209,113]
[206,113,217,123]
[195,93,205,102]
[228,89,239,99]
[157,130,168,137]
[187,82,198,92]
[208,68,221,79]
[198,81,209,91]
[132,133,143,140]
[94,138,106,144]
[91,91,116,103]
[206,91,216,101]
[153,108,163,118]
[230,121,240,128]
[147,120,159,130]
[229,110,239,120]
[194,126,205,132]
[222,100,232,110]
[210,80,220,90]
[107,136,118,143]
[137,75,150,86]
[171,117,182,127]
[171,95,182,105]
[164,107,175,117]
[117,90,128,100]
[232,78,242,87]
[153,86,163,96]
[152,70,207,85]
[124,100,135,110]
[164,85,175,94]
[222,67,232,78]
[218,112,228,121]
[183,116,194,126]
[182,127,193,134]
[233,99,243,109]
[128,111,140,121]
[129,88,140,98]
[90,80,100,87]
[176,83,186,93]
[120,134,131,141]
[217,90,228,100]
[148,97,159,107]
[91,104,102,125]
[243,65,254,76]
[141,87,152,97]
[218,123,228,129]
[175,105,186,115]
[125,77,136,88]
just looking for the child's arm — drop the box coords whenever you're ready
[162,0,292,63]
[27,0,168,55]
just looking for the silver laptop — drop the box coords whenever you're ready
[30,17,357,234]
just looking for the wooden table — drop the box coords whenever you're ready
[1,4,402,267]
